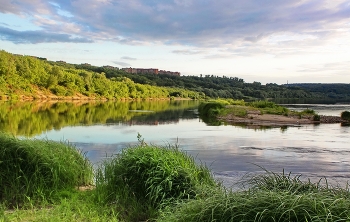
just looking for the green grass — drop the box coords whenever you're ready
[158,170,350,222]
[1,190,120,222]
[221,105,249,117]
[2,133,350,221]
[247,100,290,115]
[95,137,217,221]
[0,132,93,208]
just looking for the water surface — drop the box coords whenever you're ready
[1,100,349,188]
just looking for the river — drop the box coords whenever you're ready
[1,100,349,188]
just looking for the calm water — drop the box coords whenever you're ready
[1,100,349,188]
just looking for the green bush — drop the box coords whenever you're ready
[0,132,93,207]
[198,102,225,118]
[313,114,321,121]
[341,111,350,120]
[95,141,216,220]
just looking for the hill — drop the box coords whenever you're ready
[1,49,350,102]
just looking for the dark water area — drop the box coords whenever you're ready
[1,100,349,188]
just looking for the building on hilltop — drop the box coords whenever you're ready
[122,67,180,76]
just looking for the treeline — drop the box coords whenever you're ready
[2,49,349,101]
[0,50,202,100]
[69,63,316,100]
[286,83,350,101]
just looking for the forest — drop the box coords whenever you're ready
[0,50,201,100]
[1,49,350,101]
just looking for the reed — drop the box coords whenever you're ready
[0,132,93,208]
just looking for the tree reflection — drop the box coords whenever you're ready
[0,100,199,136]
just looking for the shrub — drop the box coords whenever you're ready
[0,132,93,207]
[198,102,225,118]
[95,141,216,220]
[313,114,321,121]
[341,111,350,121]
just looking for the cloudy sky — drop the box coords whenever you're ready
[1,0,350,84]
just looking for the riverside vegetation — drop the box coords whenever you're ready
[2,132,350,221]
[0,50,202,101]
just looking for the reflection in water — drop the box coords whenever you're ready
[0,100,199,136]
[1,101,350,188]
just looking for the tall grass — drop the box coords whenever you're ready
[2,190,120,222]
[159,170,350,222]
[0,132,93,208]
[95,138,217,221]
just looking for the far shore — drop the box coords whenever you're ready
[0,94,193,102]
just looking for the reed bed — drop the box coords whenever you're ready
[0,132,93,208]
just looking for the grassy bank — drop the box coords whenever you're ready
[1,133,350,221]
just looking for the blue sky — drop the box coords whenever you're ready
[1,0,350,84]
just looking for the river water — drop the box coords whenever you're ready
[1,100,349,188]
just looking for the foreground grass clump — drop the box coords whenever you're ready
[95,139,217,221]
[0,132,93,207]
[159,170,350,222]
[1,189,120,222]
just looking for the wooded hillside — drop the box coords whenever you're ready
[0,50,201,100]
[1,50,349,102]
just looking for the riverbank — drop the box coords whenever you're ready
[0,91,191,102]
[2,133,350,221]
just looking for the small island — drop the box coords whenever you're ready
[198,100,350,127]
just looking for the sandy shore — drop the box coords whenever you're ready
[218,112,347,127]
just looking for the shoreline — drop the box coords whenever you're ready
[0,94,193,102]
[217,112,348,127]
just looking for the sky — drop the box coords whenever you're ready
[0,0,350,84]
